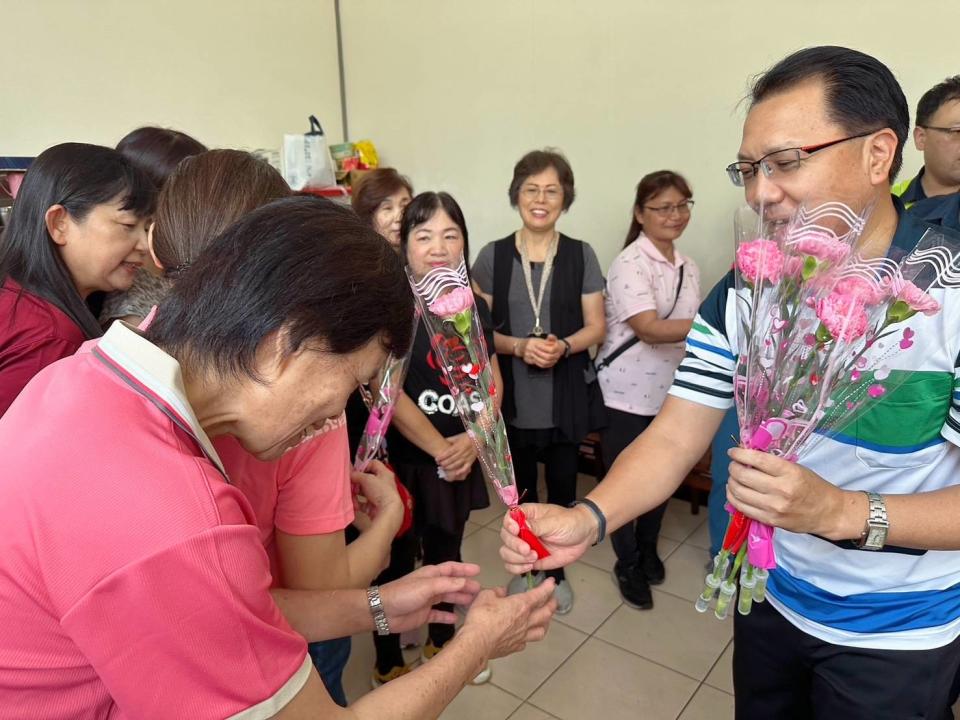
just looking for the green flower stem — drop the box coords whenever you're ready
[711,549,730,583]
[727,543,748,584]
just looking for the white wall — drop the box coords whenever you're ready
[4,1,958,286]
[1,0,344,157]
[340,0,960,288]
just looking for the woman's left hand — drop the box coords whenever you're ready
[727,447,853,539]
[437,433,477,481]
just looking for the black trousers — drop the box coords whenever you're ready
[734,598,960,720]
[601,408,667,566]
[508,427,579,583]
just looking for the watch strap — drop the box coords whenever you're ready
[856,491,889,550]
[570,499,606,546]
[367,585,391,636]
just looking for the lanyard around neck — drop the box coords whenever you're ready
[517,231,559,335]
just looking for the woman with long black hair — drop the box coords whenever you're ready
[0,142,153,415]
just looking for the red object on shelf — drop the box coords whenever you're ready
[300,185,351,198]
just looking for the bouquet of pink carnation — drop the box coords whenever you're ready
[407,256,550,564]
[697,201,951,620]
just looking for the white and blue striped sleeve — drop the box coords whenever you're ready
[668,270,737,410]
[942,347,960,447]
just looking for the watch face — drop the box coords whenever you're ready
[866,526,887,548]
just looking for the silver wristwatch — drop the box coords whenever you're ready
[856,491,888,550]
[367,585,391,636]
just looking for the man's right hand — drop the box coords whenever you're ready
[460,578,557,659]
[499,503,597,575]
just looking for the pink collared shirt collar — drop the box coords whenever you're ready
[94,321,227,476]
[636,232,687,269]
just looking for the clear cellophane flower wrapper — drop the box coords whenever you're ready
[353,317,417,473]
[697,201,953,619]
[352,316,417,537]
[407,256,550,563]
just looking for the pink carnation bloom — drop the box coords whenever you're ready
[428,286,474,318]
[796,232,851,264]
[882,278,940,317]
[782,255,804,278]
[816,291,869,342]
[736,238,784,285]
[834,276,888,305]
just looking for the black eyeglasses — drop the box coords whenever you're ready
[919,125,960,139]
[642,200,695,217]
[725,130,880,187]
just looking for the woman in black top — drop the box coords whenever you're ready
[473,149,606,612]
[371,192,501,687]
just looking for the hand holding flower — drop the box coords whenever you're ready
[726,447,859,540]
[500,503,594,574]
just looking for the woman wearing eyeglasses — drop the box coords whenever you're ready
[595,171,701,610]
[473,149,606,613]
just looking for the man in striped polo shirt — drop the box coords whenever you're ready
[501,46,960,719]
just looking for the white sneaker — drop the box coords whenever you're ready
[507,571,545,595]
[471,664,493,685]
[554,579,574,615]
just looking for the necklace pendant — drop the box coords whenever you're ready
[532,324,544,336]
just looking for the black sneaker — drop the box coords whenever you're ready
[639,542,666,585]
[613,561,653,610]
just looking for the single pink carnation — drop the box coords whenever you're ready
[834,276,888,305]
[796,232,851,264]
[782,255,804,278]
[428,286,474,318]
[736,238,784,285]
[882,278,940,317]
[816,291,869,342]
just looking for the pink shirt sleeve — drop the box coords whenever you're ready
[60,525,309,720]
[607,254,657,324]
[274,424,355,536]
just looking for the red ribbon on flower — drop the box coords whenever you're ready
[722,510,750,553]
[509,506,551,559]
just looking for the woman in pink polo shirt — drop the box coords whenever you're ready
[595,170,702,611]
[0,142,153,415]
[0,196,556,719]
[145,149,405,705]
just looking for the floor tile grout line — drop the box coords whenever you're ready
[486,682,533,706]
[508,625,595,706]
[674,680,706,719]
[700,637,734,695]
[522,699,561,719]
[588,634,719,686]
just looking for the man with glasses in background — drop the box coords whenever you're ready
[500,46,960,718]
[894,75,960,231]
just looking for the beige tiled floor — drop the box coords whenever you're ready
[343,473,736,719]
